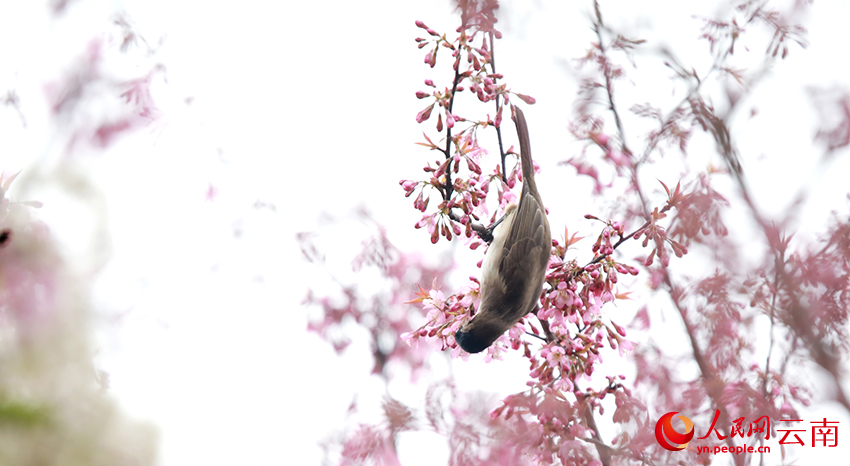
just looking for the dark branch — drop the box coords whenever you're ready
[488,30,509,182]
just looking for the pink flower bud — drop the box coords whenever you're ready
[671,241,688,257]
[644,250,655,266]
[613,323,626,336]
[515,93,536,104]
[414,191,429,212]
[424,79,435,87]
[416,104,433,123]
[400,180,418,196]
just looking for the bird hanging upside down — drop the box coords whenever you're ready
[455,106,551,353]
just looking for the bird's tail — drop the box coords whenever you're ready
[511,105,537,193]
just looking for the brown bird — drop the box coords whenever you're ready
[455,106,551,353]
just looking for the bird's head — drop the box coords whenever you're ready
[455,316,504,354]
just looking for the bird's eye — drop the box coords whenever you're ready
[0,229,11,247]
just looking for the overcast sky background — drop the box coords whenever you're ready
[2,0,850,464]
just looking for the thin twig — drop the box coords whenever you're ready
[442,61,463,201]
[488,30,509,182]
[593,1,629,157]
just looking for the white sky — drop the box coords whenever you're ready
[2,0,850,465]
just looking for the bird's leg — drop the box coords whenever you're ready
[477,212,510,244]
[525,332,547,342]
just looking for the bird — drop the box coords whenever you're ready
[455,105,551,353]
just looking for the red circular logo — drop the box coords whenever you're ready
[655,411,694,451]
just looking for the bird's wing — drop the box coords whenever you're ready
[496,183,549,315]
